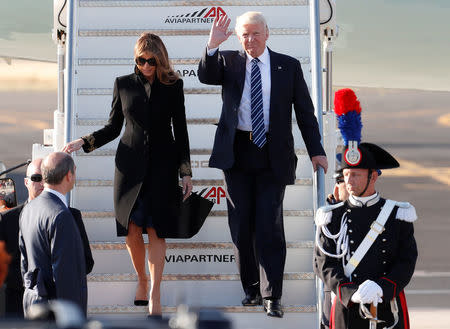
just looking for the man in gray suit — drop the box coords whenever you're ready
[19,152,87,317]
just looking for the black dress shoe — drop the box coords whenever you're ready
[263,298,284,318]
[241,294,262,306]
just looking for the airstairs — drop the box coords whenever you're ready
[34,1,337,328]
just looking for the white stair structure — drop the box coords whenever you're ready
[62,1,337,328]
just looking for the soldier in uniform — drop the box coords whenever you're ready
[315,167,349,329]
[314,89,418,329]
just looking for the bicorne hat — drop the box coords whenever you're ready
[334,88,399,171]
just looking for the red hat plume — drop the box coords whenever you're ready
[334,88,362,116]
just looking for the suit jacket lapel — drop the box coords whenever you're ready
[268,49,283,131]
[236,51,247,98]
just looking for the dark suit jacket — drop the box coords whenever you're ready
[19,192,87,315]
[0,204,94,290]
[198,48,325,185]
[69,208,94,274]
[81,70,191,236]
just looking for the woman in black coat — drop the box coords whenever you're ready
[63,33,192,316]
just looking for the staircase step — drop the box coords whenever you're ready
[75,151,312,180]
[82,210,313,218]
[90,241,314,274]
[76,178,313,187]
[73,182,314,211]
[82,214,314,242]
[87,273,316,306]
[74,124,312,151]
[88,304,316,314]
[74,148,312,181]
[91,241,314,250]
[87,272,315,282]
[88,304,317,329]
[76,148,308,157]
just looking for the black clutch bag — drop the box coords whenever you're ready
[158,186,214,238]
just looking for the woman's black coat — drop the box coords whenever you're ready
[82,71,191,237]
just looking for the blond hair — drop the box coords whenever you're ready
[134,33,179,84]
[235,11,269,34]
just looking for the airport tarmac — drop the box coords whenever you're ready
[1,87,449,328]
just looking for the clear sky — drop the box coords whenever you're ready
[1,0,449,91]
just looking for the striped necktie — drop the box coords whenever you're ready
[250,58,266,148]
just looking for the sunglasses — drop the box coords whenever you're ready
[135,57,157,66]
[336,178,345,184]
[27,174,43,182]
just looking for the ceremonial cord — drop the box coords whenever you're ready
[315,212,349,259]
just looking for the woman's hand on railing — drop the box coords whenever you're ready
[62,138,85,154]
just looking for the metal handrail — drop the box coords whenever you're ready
[0,160,31,177]
[310,1,326,329]
[64,0,75,205]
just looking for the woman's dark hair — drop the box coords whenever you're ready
[134,33,179,84]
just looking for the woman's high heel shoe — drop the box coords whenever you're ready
[134,299,149,306]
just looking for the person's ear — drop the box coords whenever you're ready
[333,184,340,198]
[66,171,72,182]
[371,170,378,183]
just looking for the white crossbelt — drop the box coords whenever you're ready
[344,199,396,277]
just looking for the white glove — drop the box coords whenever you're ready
[351,280,383,304]
[351,287,373,304]
[359,280,383,304]
[372,296,383,307]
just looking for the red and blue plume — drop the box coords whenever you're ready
[334,88,362,146]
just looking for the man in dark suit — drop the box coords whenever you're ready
[0,158,44,317]
[198,12,328,318]
[19,152,87,317]
[0,158,93,318]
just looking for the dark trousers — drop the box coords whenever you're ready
[4,287,24,318]
[224,130,286,299]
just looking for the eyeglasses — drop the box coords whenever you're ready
[27,174,43,182]
[135,57,157,66]
[336,178,345,184]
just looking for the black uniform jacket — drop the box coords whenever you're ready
[315,196,418,329]
[82,70,191,236]
[198,47,325,185]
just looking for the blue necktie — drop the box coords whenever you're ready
[250,58,266,148]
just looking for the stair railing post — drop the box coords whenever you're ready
[310,1,326,329]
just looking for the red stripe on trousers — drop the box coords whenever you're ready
[330,295,337,329]
[399,290,410,329]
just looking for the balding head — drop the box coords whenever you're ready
[25,158,44,200]
[42,152,76,194]
[26,158,43,177]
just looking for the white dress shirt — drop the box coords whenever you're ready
[44,187,68,207]
[207,46,271,132]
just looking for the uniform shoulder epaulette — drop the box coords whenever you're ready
[315,202,344,227]
[394,201,417,222]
